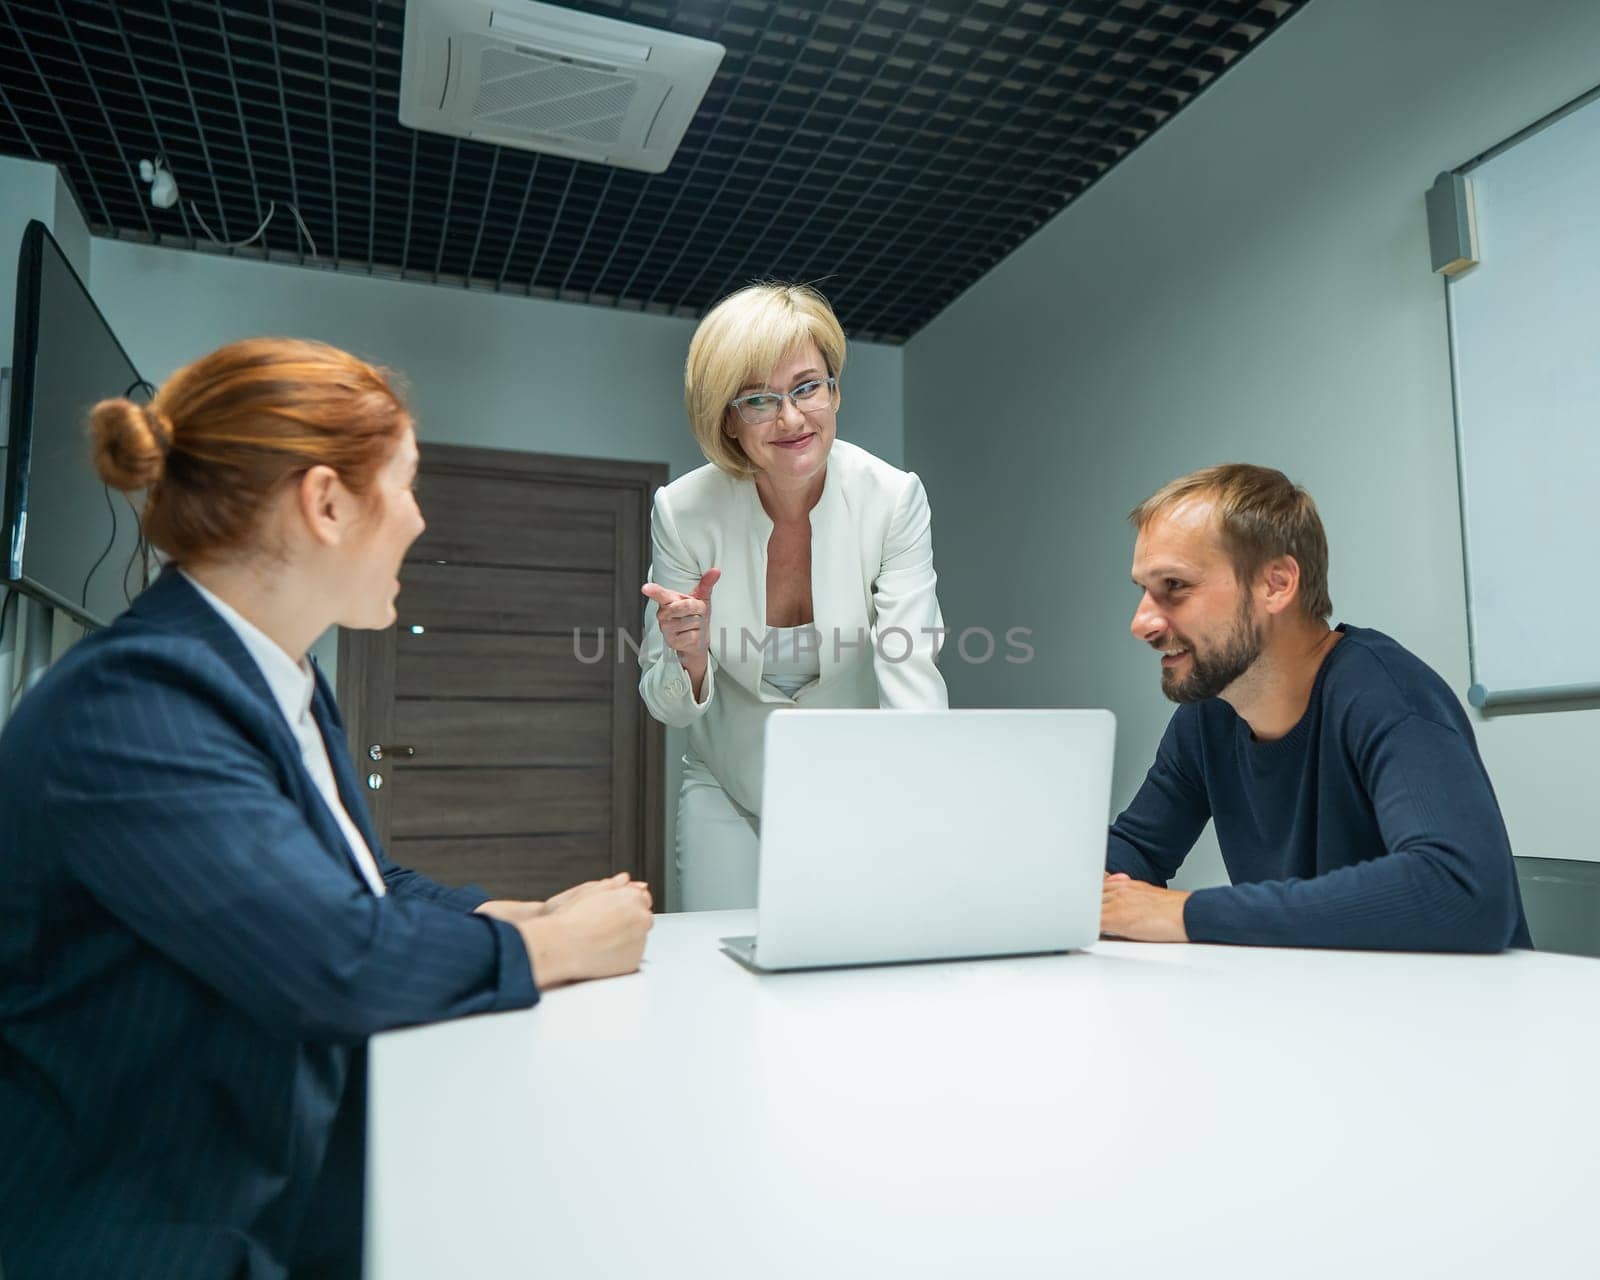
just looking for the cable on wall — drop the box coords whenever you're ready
[121,377,158,603]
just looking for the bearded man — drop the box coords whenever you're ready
[1101,463,1531,952]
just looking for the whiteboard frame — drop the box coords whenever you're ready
[1444,82,1600,711]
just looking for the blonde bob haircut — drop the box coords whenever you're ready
[685,281,847,477]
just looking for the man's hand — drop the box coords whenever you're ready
[641,569,721,698]
[1100,872,1191,943]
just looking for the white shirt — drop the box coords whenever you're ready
[760,625,822,700]
[182,571,388,897]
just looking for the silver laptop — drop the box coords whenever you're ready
[720,708,1115,972]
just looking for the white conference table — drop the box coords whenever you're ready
[366,910,1600,1279]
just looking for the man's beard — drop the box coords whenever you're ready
[1160,597,1263,704]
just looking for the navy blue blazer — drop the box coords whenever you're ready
[0,570,538,1279]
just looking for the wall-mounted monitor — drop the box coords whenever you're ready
[4,219,150,628]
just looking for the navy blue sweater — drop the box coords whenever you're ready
[1106,625,1531,951]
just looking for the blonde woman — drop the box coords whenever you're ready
[640,283,948,909]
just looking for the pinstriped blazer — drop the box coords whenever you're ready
[0,569,538,1280]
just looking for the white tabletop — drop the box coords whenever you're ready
[366,911,1600,1279]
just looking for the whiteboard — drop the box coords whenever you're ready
[1448,91,1600,708]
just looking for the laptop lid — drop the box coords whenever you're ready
[751,709,1115,970]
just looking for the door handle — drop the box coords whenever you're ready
[367,744,417,762]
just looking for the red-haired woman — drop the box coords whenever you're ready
[0,338,651,1279]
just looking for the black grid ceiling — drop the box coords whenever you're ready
[0,0,1305,343]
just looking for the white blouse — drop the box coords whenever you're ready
[760,625,823,700]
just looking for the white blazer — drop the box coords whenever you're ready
[639,439,948,814]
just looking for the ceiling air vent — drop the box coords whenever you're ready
[399,0,725,174]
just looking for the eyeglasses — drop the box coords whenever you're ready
[729,377,838,425]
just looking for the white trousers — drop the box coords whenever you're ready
[675,759,760,911]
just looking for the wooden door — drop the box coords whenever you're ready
[338,443,666,904]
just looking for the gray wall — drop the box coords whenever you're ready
[903,0,1600,897]
[88,240,905,476]
[0,157,93,421]
[1,160,91,467]
[0,157,58,393]
[82,239,905,908]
